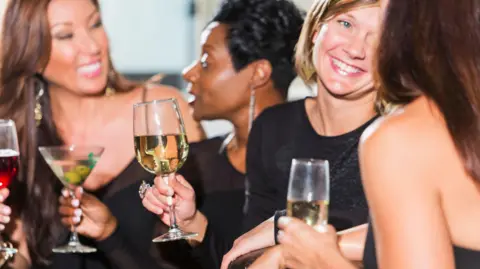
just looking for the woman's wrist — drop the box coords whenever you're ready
[183,210,208,245]
[97,217,118,242]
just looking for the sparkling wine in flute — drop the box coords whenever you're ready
[287,199,329,227]
[287,159,330,229]
[0,149,19,189]
[134,134,189,174]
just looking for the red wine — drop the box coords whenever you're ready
[0,149,19,189]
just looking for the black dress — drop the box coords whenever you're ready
[244,98,376,232]
[363,222,480,268]
[179,136,246,269]
[32,160,198,269]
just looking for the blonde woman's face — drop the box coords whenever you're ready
[312,6,381,99]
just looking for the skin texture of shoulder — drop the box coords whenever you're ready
[359,96,457,269]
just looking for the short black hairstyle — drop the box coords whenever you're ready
[212,0,305,99]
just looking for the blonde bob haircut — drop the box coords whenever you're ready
[295,0,379,84]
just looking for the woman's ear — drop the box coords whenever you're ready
[250,60,272,89]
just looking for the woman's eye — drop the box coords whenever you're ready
[338,20,352,29]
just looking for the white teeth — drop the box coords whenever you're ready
[78,62,101,74]
[332,58,361,75]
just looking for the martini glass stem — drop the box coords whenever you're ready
[68,189,81,247]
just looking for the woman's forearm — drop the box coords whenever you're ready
[337,223,368,262]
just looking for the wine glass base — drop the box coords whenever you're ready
[152,229,198,243]
[52,242,97,254]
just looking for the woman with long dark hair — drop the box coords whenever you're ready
[0,0,204,268]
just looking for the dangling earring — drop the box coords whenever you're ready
[248,86,256,132]
[105,86,116,97]
[35,84,45,127]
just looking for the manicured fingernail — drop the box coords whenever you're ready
[167,196,173,206]
[78,187,83,194]
[167,188,174,196]
[62,189,69,197]
[74,209,82,217]
[0,224,4,231]
[2,206,10,215]
[277,231,285,242]
[157,208,163,215]
[72,216,80,224]
[0,195,4,202]
[72,199,80,207]
[278,217,291,227]
[2,216,10,223]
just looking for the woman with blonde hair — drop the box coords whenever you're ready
[252,0,480,267]
[221,0,381,267]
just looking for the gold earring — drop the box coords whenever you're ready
[35,86,44,127]
[105,86,116,97]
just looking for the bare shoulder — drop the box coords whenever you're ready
[360,96,452,184]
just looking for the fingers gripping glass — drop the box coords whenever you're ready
[39,145,104,253]
[133,98,197,242]
[0,120,19,256]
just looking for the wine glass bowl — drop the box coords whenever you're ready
[0,120,20,255]
[39,145,104,253]
[133,98,197,242]
[287,158,330,229]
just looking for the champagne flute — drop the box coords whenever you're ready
[0,120,19,256]
[286,158,330,230]
[133,98,197,242]
[39,145,104,253]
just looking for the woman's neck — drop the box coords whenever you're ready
[308,86,377,137]
[229,88,284,149]
[49,85,112,143]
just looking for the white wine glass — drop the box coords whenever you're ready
[287,158,330,230]
[0,120,19,257]
[133,98,197,242]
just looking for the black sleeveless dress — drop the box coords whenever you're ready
[363,222,480,268]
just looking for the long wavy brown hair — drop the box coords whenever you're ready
[0,0,137,264]
[376,0,480,182]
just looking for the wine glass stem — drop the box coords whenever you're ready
[162,175,179,232]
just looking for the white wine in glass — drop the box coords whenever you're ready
[287,159,330,229]
[133,98,197,242]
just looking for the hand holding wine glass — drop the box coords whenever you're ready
[0,120,19,256]
[142,173,197,227]
[133,98,197,242]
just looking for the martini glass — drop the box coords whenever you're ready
[39,145,104,253]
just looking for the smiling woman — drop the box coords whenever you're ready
[0,0,204,268]
[243,0,380,231]
[221,0,381,267]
